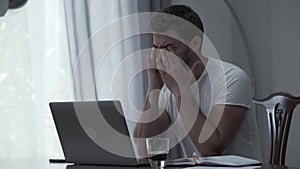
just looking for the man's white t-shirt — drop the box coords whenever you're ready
[158,58,262,160]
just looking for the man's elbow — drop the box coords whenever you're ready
[201,148,223,157]
[199,140,226,157]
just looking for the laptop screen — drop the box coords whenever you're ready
[50,100,141,166]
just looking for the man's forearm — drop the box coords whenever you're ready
[176,89,225,156]
[134,87,170,138]
[133,88,170,157]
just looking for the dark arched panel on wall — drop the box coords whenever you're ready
[170,0,269,163]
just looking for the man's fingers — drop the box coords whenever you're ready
[167,47,188,70]
[156,49,165,71]
[149,47,158,67]
[147,55,154,68]
[161,50,170,69]
[166,47,179,65]
[150,47,157,58]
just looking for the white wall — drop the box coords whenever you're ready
[227,1,300,167]
[171,0,300,167]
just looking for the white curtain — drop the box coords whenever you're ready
[64,0,170,136]
[0,0,71,158]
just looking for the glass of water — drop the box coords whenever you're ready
[146,138,169,168]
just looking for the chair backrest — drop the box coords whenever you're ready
[253,92,300,165]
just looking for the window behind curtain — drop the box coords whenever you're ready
[0,0,72,158]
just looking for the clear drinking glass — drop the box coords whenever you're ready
[146,138,169,168]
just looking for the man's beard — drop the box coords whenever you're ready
[181,47,197,68]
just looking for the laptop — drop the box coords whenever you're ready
[49,100,147,166]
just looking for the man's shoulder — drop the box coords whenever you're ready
[207,58,249,79]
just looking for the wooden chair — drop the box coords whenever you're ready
[253,92,300,165]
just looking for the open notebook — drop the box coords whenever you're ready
[167,155,261,167]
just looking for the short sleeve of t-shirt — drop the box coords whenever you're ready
[210,61,252,109]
